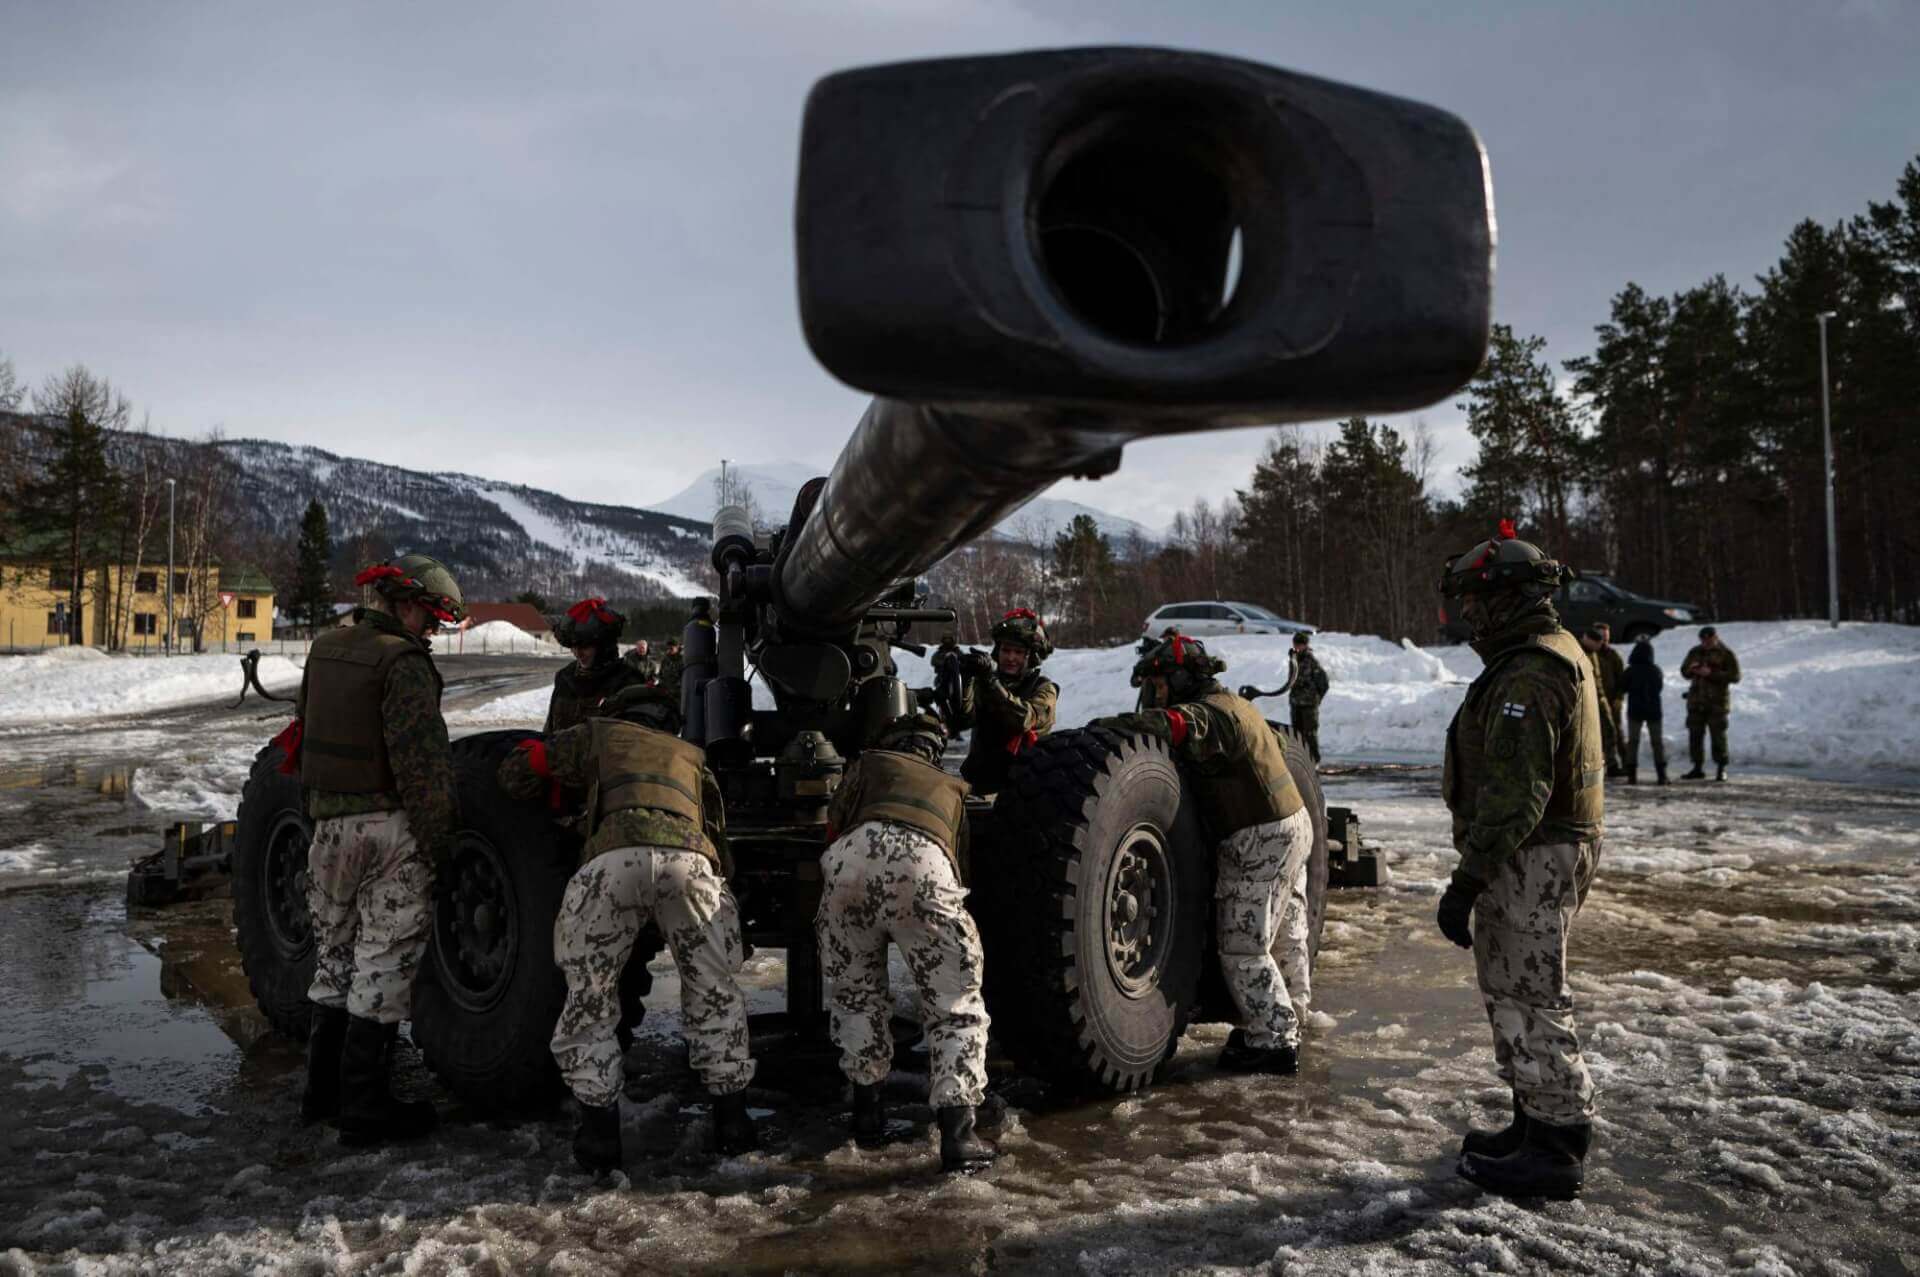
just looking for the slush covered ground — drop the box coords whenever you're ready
[2,626,1918,1274]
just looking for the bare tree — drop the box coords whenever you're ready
[711,460,762,530]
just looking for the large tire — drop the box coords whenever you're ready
[409,730,577,1113]
[974,726,1210,1093]
[232,742,317,1041]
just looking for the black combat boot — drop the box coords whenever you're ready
[1460,1096,1526,1159]
[1681,765,1706,780]
[1217,1028,1299,1076]
[1715,765,1727,782]
[850,1083,887,1147]
[1656,762,1670,785]
[1458,1118,1592,1200]
[711,1091,759,1156]
[1625,765,1638,786]
[937,1105,997,1173]
[301,1005,349,1124]
[336,1016,438,1147]
[573,1100,622,1173]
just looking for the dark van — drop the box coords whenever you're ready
[1439,572,1704,643]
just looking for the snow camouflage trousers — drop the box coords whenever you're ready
[551,847,754,1107]
[1215,807,1317,1050]
[306,809,432,1024]
[816,821,990,1108]
[1473,838,1602,1125]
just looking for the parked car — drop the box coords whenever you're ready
[1438,572,1704,643]
[1141,600,1312,639]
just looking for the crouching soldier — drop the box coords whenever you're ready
[497,684,757,1171]
[817,712,994,1172]
[951,608,1058,797]
[547,597,650,735]
[1091,636,1316,1075]
[286,555,464,1145]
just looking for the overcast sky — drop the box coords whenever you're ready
[3,1,1915,530]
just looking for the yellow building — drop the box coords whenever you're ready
[0,539,275,652]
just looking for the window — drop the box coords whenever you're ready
[1567,581,1601,603]
[1160,604,1204,620]
[1205,604,1238,620]
[135,572,158,594]
[172,572,189,595]
[46,611,64,635]
[49,567,74,590]
[236,631,255,642]
[133,614,158,636]
[237,599,257,619]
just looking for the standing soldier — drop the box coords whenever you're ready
[1434,524,1604,1200]
[546,597,651,736]
[816,712,994,1172]
[1287,632,1330,762]
[1578,624,1627,779]
[497,683,758,1171]
[284,555,464,1145]
[1091,636,1316,1075]
[951,608,1058,797]
[1680,626,1741,781]
[1622,637,1668,784]
[656,637,685,700]
[624,636,662,684]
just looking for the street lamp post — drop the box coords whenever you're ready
[1815,312,1839,629]
[165,478,177,655]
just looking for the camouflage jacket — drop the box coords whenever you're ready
[1092,680,1304,835]
[1591,644,1624,703]
[1444,611,1605,883]
[1289,651,1330,708]
[655,649,684,699]
[624,648,663,684]
[545,655,650,736]
[497,720,731,872]
[302,609,458,855]
[1681,644,1741,712]
[953,667,1058,795]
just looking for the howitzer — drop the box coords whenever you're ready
[227,45,1492,1105]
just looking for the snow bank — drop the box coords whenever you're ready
[441,621,568,657]
[0,650,301,728]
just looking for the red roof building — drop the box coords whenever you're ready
[462,602,554,637]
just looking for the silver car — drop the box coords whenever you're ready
[1140,600,1310,638]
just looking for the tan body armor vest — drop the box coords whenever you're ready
[1188,691,1305,838]
[1445,628,1605,843]
[842,750,970,868]
[588,719,707,830]
[301,623,438,793]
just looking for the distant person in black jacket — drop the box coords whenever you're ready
[1621,638,1668,785]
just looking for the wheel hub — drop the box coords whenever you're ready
[434,834,519,1011]
[1103,827,1172,999]
[264,816,314,957]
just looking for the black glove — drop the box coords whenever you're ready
[1436,870,1487,949]
[960,650,994,679]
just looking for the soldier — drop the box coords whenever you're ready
[497,683,757,1171]
[1578,624,1627,779]
[1622,637,1668,785]
[1287,632,1330,762]
[1680,626,1741,781]
[950,608,1058,797]
[546,597,651,736]
[624,636,662,684]
[1134,625,1184,709]
[656,637,685,700]
[817,712,994,1172]
[1434,524,1604,1200]
[922,633,966,724]
[281,555,464,1145]
[1091,635,1316,1075]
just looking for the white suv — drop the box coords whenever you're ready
[1140,601,1310,638]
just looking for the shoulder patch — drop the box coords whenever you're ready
[1501,702,1527,719]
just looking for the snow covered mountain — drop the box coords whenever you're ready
[216,439,712,602]
[646,460,1163,545]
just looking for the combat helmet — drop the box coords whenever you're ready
[557,596,626,650]
[1438,520,1572,599]
[354,554,465,623]
[1132,633,1226,703]
[598,683,683,734]
[872,711,947,765]
[990,608,1053,664]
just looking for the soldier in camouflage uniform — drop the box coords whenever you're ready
[1288,632,1331,762]
[546,597,652,736]
[1579,623,1627,779]
[497,683,756,1171]
[1680,625,1741,781]
[656,637,685,701]
[624,636,662,684]
[817,712,995,1172]
[280,554,464,1145]
[950,608,1058,797]
[1092,635,1316,1075]
[1435,524,1604,1200]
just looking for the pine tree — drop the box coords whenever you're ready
[293,498,333,635]
[13,367,127,644]
[1459,325,1584,552]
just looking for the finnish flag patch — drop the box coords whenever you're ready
[1501,702,1527,719]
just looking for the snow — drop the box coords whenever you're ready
[477,481,710,598]
[442,620,568,657]
[0,650,302,729]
